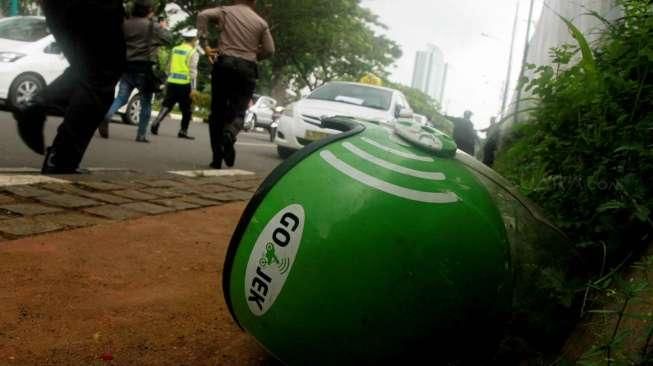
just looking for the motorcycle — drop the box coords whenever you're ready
[269,106,284,142]
[244,109,256,132]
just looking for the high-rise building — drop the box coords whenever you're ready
[411,44,448,104]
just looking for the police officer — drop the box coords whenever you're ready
[150,28,200,140]
[12,0,125,174]
[197,0,275,169]
[450,110,478,156]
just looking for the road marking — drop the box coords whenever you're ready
[320,151,458,204]
[236,142,277,148]
[169,169,255,178]
[0,175,69,187]
[342,142,445,181]
[361,137,434,162]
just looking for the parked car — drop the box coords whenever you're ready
[275,81,414,158]
[0,16,139,124]
[246,94,277,131]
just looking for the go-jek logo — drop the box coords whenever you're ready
[245,204,305,316]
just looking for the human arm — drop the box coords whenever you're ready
[197,7,224,63]
[257,27,275,61]
[189,50,200,91]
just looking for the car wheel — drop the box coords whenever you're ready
[9,74,44,108]
[122,94,141,125]
[277,146,295,159]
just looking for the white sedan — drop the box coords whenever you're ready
[275,81,414,158]
[0,16,138,123]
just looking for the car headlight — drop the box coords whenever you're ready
[0,52,26,63]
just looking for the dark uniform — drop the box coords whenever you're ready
[14,0,125,173]
[448,112,478,156]
[197,1,275,168]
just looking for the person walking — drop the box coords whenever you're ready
[100,0,172,142]
[150,28,200,140]
[11,0,125,174]
[197,0,275,169]
[450,110,478,156]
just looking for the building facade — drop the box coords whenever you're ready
[411,44,448,104]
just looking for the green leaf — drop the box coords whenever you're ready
[597,201,626,213]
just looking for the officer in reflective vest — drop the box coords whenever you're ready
[150,28,200,140]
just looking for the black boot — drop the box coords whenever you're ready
[41,147,81,174]
[12,98,47,155]
[150,107,171,135]
[222,131,236,168]
[98,119,110,139]
[178,130,195,140]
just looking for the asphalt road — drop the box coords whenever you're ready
[0,111,284,176]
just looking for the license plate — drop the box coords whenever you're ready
[305,130,330,141]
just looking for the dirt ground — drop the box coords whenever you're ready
[0,203,277,366]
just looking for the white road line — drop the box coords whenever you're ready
[343,142,445,181]
[0,175,69,187]
[236,142,277,148]
[320,151,458,204]
[361,137,434,162]
[169,169,255,178]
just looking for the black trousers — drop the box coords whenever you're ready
[209,56,257,166]
[162,83,192,131]
[39,0,125,171]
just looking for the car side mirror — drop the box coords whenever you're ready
[395,106,414,119]
[44,42,62,55]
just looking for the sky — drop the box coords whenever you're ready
[361,0,543,130]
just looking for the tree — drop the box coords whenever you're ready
[168,0,401,103]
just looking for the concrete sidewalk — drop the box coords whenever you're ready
[0,171,277,365]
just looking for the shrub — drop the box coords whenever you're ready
[495,0,653,263]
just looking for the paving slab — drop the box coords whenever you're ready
[204,190,254,202]
[153,199,200,211]
[0,203,62,216]
[141,188,183,198]
[44,213,109,228]
[112,190,159,201]
[179,196,222,207]
[78,192,132,205]
[0,217,64,236]
[137,179,185,188]
[39,183,91,195]
[2,185,54,198]
[120,202,175,215]
[83,205,145,221]
[37,194,100,209]
[75,181,125,191]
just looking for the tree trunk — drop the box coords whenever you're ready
[270,65,289,104]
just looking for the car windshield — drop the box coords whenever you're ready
[307,83,393,111]
[0,17,49,42]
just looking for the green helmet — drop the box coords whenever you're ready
[223,117,585,364]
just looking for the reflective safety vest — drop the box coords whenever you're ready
[167,43,195,85]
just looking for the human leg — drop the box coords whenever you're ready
[151,83,176,135]
[209,64,231,168]
[177,85,194,139]
[42,0,124,172]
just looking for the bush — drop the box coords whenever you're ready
[495,0,653,263]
